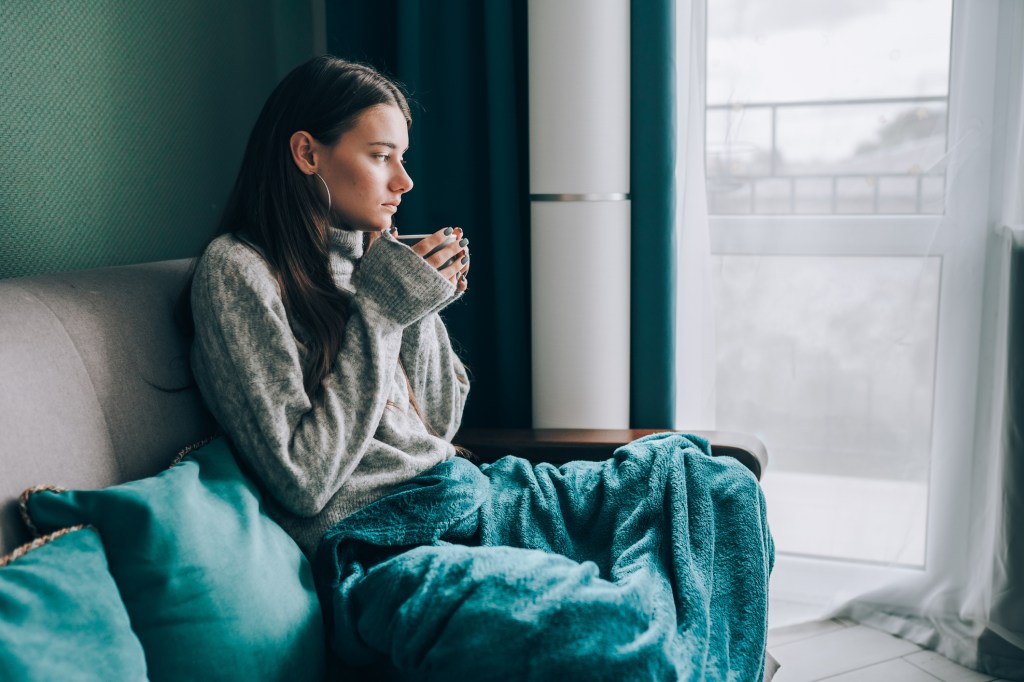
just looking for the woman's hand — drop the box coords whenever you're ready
[406,227,469,291]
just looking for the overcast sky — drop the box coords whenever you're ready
[706,0,954,165]
[708,0,953,104]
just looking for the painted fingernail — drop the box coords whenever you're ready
[460,256,469,264]
[458,238,468,247]
[443,227,453,236]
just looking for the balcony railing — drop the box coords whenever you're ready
[706,96,948,215]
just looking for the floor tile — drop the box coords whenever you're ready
[771,625,922,682]
[769,619,849,648]
[769,597,835,630]
[814,658,942,681]
[903,650,997,682]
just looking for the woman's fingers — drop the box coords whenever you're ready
[411,227,459,259]
[453,252,470,290]
[407,227,468,287]
[438,246,468,283]
[455,233,470,289]
[410,227,448,257]
[424,228,466,281]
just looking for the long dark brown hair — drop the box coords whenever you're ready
[179,56,411,396]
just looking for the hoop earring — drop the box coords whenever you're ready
[314,172,331,213]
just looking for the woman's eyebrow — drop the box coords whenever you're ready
[367,141,410,153]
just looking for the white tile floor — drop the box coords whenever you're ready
[760,469,1018,681]
[767,618,1012,682]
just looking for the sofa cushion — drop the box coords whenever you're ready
[23,437,325,682]
[0,525,149,680]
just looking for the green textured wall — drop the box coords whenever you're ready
[0,1,316,278]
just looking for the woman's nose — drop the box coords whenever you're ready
[392,164,413,193]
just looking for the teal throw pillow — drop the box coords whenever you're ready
[23,437,325,682]
[0,525,149,681]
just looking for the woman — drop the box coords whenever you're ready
[187,55,773,680]
[185,55,471,558]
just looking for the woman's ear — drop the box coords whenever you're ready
[289,131,319,175]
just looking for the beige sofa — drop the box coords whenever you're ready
[0,260,213,555]
[0,258,767,556]
[0,257,772,679]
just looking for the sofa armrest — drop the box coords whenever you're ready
[454,428,767,481]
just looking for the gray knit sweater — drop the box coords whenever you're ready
[190,228,469,557]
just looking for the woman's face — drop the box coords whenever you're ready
[317,104,413,232]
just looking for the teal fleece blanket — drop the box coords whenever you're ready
[314,433,774,681]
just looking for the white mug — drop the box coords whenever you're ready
[395,232,462,270]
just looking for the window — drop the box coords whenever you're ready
[703,0,974,575]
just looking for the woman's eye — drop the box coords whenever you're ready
[373,153,390,162]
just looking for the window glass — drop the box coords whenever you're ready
[712,255,940,566]
[706,0,953,215]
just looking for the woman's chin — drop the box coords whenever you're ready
[362,218,392,233]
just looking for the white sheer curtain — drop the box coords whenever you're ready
[838,2,1024,676]
[673,0,715,431]
[674,0,1024,677]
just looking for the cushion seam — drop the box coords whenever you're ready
[0,523,89,567]
[18,485,68,538]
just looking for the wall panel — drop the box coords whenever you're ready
[0,0,315,278]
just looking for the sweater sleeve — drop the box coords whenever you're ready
[399,313,471,441]
[190,236,456,517]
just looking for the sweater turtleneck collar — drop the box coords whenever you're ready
[327,227,365,261]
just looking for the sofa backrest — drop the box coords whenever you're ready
[0,260,216,554]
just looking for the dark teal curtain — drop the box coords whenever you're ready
[982,237,1024,674]
[630,0,677,428]
[326,0,532,428]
